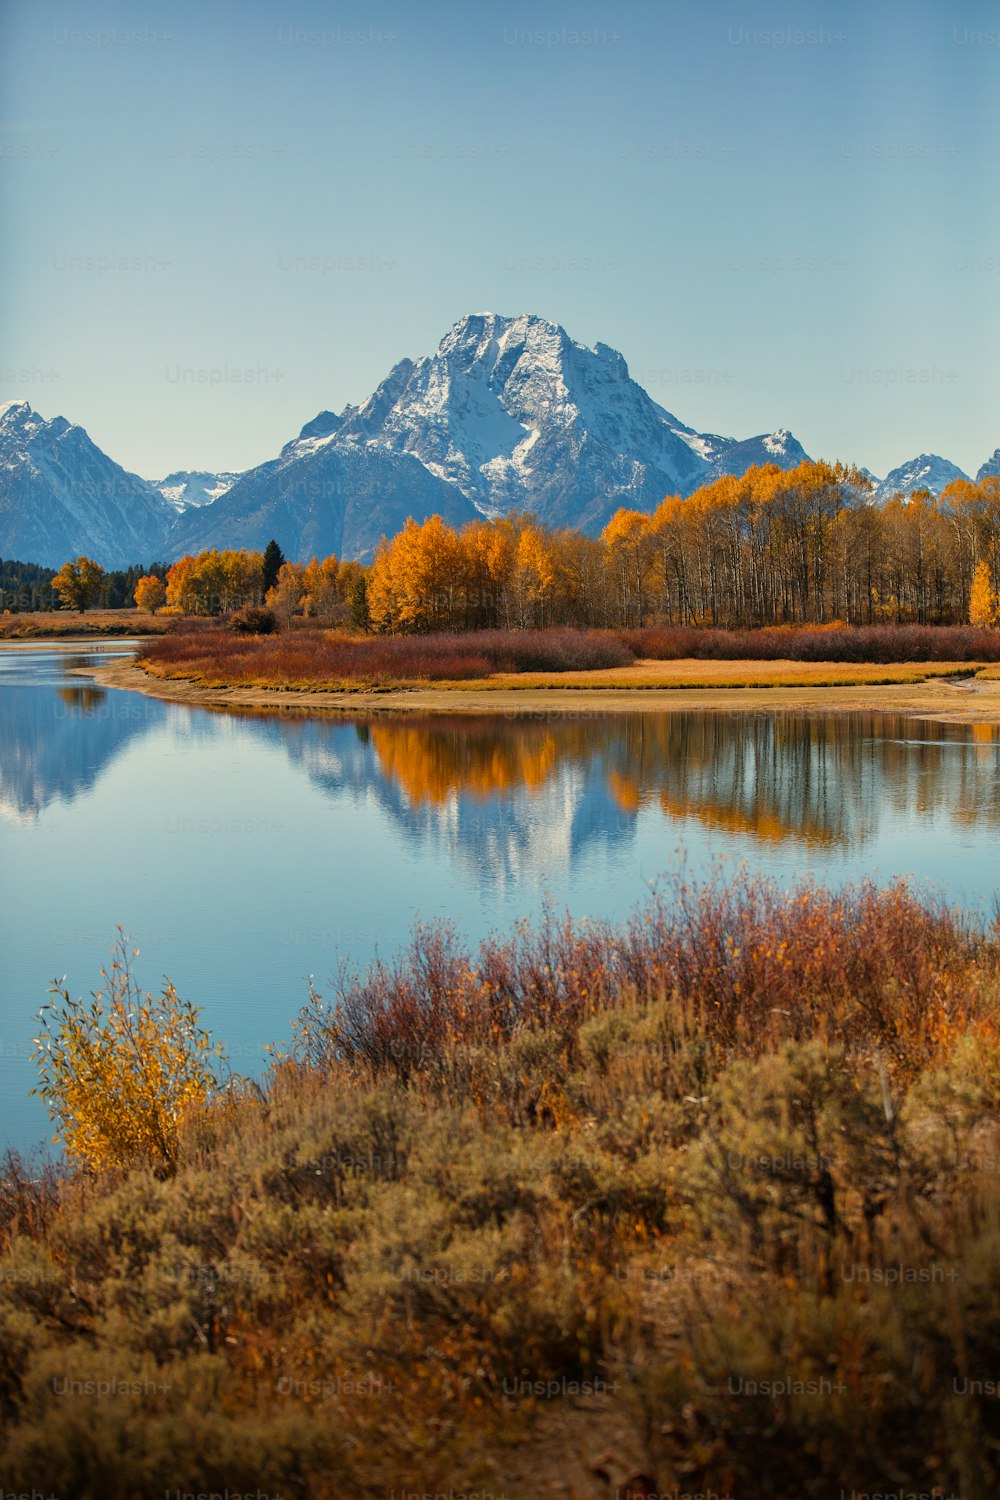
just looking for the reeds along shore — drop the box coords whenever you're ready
[141,621,1000,688]
[3,873,1000,1497]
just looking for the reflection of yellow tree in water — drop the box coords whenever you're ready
[366,712,1000,845]
[57,686,106,714]
[370,719,564,805]
[603,715,854,848]
[606,713,1000,848]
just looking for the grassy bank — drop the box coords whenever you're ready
[0,609,177,640]
[140,622,1000,692]
[3,875,1000,1497]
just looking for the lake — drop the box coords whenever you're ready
[2,643,999,1153]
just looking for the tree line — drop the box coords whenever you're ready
[366,461,1000,631]
[33,460,1000,628]
[1,558,167,613]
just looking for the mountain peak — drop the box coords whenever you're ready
[0,398,37,428]
[874,454,970,502]
[976,448,1000,482]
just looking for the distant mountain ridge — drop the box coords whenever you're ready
[0,400,172,568]
[872,454,972,504]
[155,471,240,514]
[0,317,996,568]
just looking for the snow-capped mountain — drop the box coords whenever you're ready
[702,426,811,482]
[172,313,813,558]
[331,313,813,528]
[977,449,1000,482]
[873,454,971,503]
[0,400,173,568]
[155,470,240,514]
[3,317,995,569]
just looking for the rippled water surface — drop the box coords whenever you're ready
[2,645,999,1150]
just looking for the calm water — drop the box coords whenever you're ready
[2,644,1000,1152]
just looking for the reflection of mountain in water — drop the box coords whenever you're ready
[0,679,165,821]
[248,710,1000,884]
[262,715,634,891]
[4,661,999,874]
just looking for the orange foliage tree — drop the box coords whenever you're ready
[134,574,167,613]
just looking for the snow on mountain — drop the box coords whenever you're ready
[873,454,970,503]
[169,313,815,560]
[702,427,811,483]
[333,312,720,531]
[16,318,994,571]
[0,400,174,568]
[155,470,240,514]
[976,449,1000,482]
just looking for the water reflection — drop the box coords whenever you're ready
[0,662,164,821]
[284,710,1000,863]
[3,657,999,865]
[4,654,1000,1154]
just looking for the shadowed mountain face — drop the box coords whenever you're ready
[0,401,173,568]
[167,433,480,565]
[977,449,1000,482]
[0,656,165,821]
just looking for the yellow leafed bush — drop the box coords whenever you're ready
[30,933,223,1175]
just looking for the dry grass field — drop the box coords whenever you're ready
[462,658,983,691]
[0,609,173,640]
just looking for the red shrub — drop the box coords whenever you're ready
[297,875,991,1083]
[626,624,1000,663]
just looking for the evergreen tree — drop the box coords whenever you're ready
[350,572,371,632]
[262,538,286,595]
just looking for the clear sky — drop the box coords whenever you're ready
[1,0,996,481]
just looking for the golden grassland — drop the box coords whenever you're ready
[0,609,174,640]
[456,658,985,690]
[140,654,982,691]
[3,875,1000,1497]
[83,652,1000,728]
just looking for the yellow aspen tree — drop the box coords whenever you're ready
[969,559,998,627]
[134,574,166,613]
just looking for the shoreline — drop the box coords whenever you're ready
[0,636,152,652]
[79,653,1000,725]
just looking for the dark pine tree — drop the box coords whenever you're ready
[350,573,371,632]
[262,539,286,595]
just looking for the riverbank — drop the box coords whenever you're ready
[0,609,172,640]
[82,652,1000,725]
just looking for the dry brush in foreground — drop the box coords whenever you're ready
[3,874,1000,1498]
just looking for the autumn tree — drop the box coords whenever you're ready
[266,560,306,624]
[969,559,998,628]
[221,549,264,610]
[368,515,465,632]
[603,509,655,626]
[31,934,224,1175]
[301,555,343,622]
[134,573,167,613]
[52,556,106,612]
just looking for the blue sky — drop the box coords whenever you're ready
[1,0,996,481]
